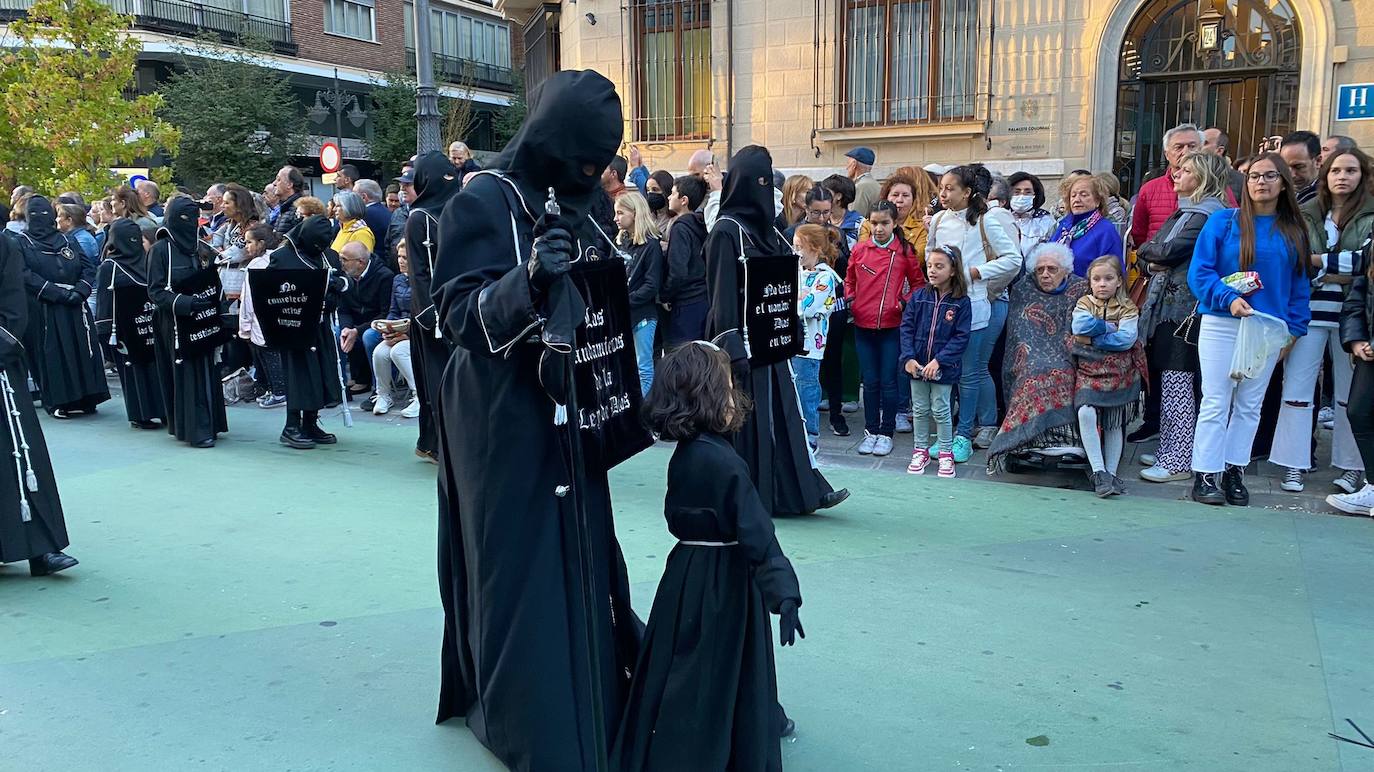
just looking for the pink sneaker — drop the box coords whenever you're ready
[907,448,930,475]
[937,451,956,478]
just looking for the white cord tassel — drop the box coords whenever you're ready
[554,403,567,426]
[1,372,35,521]
[425,217,443,340]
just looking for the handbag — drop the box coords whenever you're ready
[1173,305,1202,347]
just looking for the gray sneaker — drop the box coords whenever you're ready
[1334,469,1364,494]
[894,414,913,434]
[973,425,998,449]
[258,393,286,409]
[842,401,860,414]
[873,435,894,456]
[857,432,878,455]
[1091,470,1116,498]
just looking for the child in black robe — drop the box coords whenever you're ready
[612,341,804,772]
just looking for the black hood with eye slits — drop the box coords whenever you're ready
[717,145,783,252]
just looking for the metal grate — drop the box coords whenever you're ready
[833,0,987,128]
[629,0,711,142]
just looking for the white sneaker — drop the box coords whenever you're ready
[400,398,421,419]
[1333,469,1365,494]
[372,394,394,416]
[873,435,894,456]
[1326,483,1374,516]
[1140,464,1190,483]
[1319,406,1335,430]
[1280,466,1305,493]
[1139,453,1157,467]
[857,432,878,455]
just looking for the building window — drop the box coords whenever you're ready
[841,0,980,126]
[325,0,375,42]
[405,4,511,69]
[630,0,710,142]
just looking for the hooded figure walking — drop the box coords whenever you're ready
[431,69,642,771]
[148,196,227,448]
[704,145,849,516]
[0,233,79,576]
[403,151,461,462]
[15,195,109,418]
[95,218,166,429]
[265,215,350,450]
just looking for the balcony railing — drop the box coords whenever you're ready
[406,48,514,92]
[0,0,296,56]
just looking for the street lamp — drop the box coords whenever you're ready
[412,0,442,155]
[309,69,368,162]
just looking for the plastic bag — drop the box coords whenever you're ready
[1229,311,1289,381]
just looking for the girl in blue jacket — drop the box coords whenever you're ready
[1185,153,1313,506]
[900,245,972,477]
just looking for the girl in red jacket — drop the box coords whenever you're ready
[845,200,927,456]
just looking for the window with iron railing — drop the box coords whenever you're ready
[403,3,514,88]
[630,0,710,142]
[839,0,983,127]
[0,0,295,52]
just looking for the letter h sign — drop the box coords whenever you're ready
[1336,84,1374,121]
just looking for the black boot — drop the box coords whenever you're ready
[302,411,336,445]
[29,551,78,576]
[1222,464,1250,506]
[280,410,315,449]
[817,488,850,510]
[1191,472,1226,505]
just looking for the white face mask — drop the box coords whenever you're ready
[1011,194,1035,214]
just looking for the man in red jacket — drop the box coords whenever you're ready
[1129,123,1204,248]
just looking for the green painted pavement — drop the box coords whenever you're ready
[2,400,1373,770]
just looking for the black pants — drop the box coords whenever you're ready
[253,345,287,396]
[1349,359,1374,475]
[664,297,708,348]
[821,311,850,416]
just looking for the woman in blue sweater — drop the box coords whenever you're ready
[1187,153,1313,506]
[1050,175,1124,277]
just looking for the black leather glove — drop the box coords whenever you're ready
[527,226,573,293]
[192,295,218,312]
[778,599,804,647]
[63,289,86,306]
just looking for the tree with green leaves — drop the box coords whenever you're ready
[493,70,528,149]
[0,0,179,196]
[365,72,419,179]
[158,38,306,193]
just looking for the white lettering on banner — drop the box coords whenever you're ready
[265,294,310,305]
[579,392,633,430]
[584,308,605,329]
[188,327,219,342]
[573,332,627,366]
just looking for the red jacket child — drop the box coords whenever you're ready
[845,234,926,330]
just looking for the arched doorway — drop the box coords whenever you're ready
[1113,0,1302,193]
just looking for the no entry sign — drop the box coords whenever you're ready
[319,142,341,173]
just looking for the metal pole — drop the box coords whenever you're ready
[333,67,344,160]
[413,0,443,155]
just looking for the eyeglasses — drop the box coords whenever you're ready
[805,208,831,219]
[1247,172,1281,183]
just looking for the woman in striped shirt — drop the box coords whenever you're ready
[1270,147,1374,494]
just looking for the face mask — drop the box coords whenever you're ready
[645,192,668,212]
[1011,194,1034,214]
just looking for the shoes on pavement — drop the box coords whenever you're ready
[280,427,316,449]
[1140,465,1190,483]
[780,718,796,738]
[1112,475,1127,495]
[929,435,973,463]
[1139,453,1157,466]
[1280,466,1305,493]
[258,393,286,409]
[415,448,439,464]
[973,426,998,449]
[130,420,159,430]
[894,413,913,434]
[1222,464,1250,506]
[50,408,71,420]
[401,398,421,419]
[1326,483,1374,516]
[302,423,337,445]
[937,452,956,478]
[907,448,930,475]
[830,419,850,437]
[28,551,78,576]
[1091,470,1116,497]
[1319,405,1335,430]
[1192,472,1226,505]
[817,488,850,510]
[857,432,878,455]
[1127,423,1159,443]
[190,438,215,449]
[841,401,859,414]
[873,435,894,457]
[1334,469,1365,494]
[373,394,394,416]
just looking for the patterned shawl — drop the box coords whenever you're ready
[987,274,1089,473]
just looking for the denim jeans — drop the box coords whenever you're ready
[362,327,384,388]
[956,298,1008,438]
[792,356,822,446]
[634,318,657,397]
[855,327,900,436]
[911,379,954,453]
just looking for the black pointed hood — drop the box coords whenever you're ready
[23,195,60,243]
[718,145,783,252]
[156,196,201,256]
[409,151,461,215]
[104,218,148,283]
[487,69,623,220]
[287,215,336,259]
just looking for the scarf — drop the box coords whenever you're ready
[1058,211,1103,245]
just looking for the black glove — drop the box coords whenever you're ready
[192,295,218,312]
[62,289,86,306]
[778,599,804,647]
[527,226,573,293]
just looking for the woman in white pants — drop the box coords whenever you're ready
[370,241,419,418]
[1270,148,1374,493]
[1187,153,1313,505]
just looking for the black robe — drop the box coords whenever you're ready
[95,219,165,424]
[611,433,799,772]
[147,197,228,445]
[264,216,348,413]
[16,196,109,412]
[705,146,835,516]
[0,235,71,563]
[405,151,462,457]
[432,70,641,772]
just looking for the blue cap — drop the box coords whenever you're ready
[845,146,876,166]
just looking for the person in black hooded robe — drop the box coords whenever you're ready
[95,218,166,429]
[148,196,228,448]
[16,195,109,417]
[0,235,79,577]
[264,215,350,450]
[704,146,849,517]
[403,151,461,461]
[431,69,642,772]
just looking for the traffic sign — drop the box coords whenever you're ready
[1336,84,1374,122]
[319,142,342,173]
